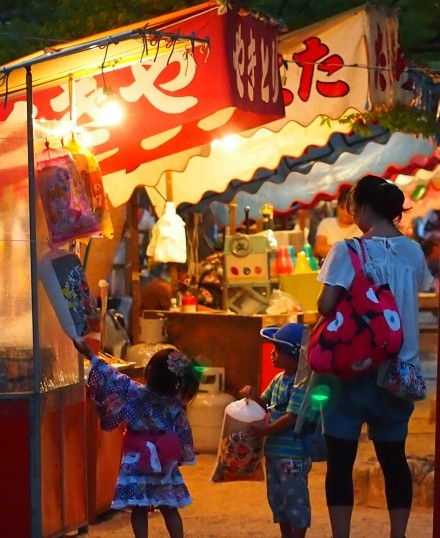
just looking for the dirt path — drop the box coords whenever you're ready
[87,409,435,538]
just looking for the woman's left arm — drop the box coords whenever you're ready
[317,241,354,315]
[317,283,345,316]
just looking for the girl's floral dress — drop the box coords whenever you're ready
[87,356,195,509]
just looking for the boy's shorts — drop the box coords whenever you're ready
[265,456,311,529]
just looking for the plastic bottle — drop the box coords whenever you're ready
[302,244,319,270]
[181,293,197,312]
[294,251,312,274]
[169,298,180,312]
[275,246,294,275]
[287,245,296,268]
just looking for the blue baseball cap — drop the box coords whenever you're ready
[260,323,305,358]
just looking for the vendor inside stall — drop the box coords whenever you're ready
[313,187,362,260]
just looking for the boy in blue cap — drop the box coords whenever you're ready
[240,322,310,538]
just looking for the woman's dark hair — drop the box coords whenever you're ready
[348,175,409,223]
[337,187,351,207]
[143,347,200,404]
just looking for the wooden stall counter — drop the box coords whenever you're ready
[418,292,439,333]
[164,311,287,396]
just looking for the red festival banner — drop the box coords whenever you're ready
[0,4,284,182]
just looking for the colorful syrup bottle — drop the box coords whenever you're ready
[294,251,312,274]
[276,246,294,275]
[302,244,319,271]
[287,245,296,268]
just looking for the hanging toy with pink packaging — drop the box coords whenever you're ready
[65,137,114,240]
[35,144,100,247]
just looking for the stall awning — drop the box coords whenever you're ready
[1,3,437,217]
[0,1,284,188]
[207,132,439,226]
[138,4,435,216]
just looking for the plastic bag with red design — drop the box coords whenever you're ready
[35,146,100,246]
[308,239,403,380]
[211,398,266,483]
[65,138,114,239]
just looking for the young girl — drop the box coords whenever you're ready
[73,338,200,538]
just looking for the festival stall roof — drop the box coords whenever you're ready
[0,3,438,222]
[0,1,285,188]
[141,4,439,224]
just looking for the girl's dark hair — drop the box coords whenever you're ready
[348,175,409,223]
[143,347,200,404]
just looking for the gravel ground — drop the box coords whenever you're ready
[83,388,436,538]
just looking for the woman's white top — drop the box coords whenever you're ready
[318,236,434,366]
[315,217,362,246]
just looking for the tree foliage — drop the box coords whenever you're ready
[252,0,440,67]
[0,0,439,67]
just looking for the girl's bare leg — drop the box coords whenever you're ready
[159,506,184,538]
[131,506,149,538]
[278,522,307,538]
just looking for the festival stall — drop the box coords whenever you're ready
[0,1,438,536]
[0,2,284,536]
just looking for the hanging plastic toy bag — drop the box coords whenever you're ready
[35,145,100,247]
[65,137,114,239]
[211,398,266,483]
[147,202,187,263]
[39,249,98,339]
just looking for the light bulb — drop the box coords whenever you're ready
[97,87,123,126]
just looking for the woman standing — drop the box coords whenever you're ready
[316,175,433,538]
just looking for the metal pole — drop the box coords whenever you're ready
[26,65,43,537]
[432,291,440,537]
[0,27,210,77]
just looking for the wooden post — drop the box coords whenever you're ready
[165,170,173,202]
[229,200,237,235]
[126,190,141,344]
[165,170,178,298]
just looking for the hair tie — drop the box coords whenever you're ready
[167,350,191,377]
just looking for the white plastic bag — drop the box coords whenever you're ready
[211,398,266,482]
[147,202,187,263]
[266,289,301,315]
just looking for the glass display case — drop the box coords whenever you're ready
[0,121,87,537]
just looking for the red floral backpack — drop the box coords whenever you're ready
[308,239,403,379]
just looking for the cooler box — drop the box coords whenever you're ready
[279,272,323,312]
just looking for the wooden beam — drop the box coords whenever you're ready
[165,170,173,202]
[229,200,237,235]
[127,190,141,344]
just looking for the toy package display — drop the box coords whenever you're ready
[65,138,114,240]
[39,248,97,339]
[211,398,266,483]
[35,146,100,247]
